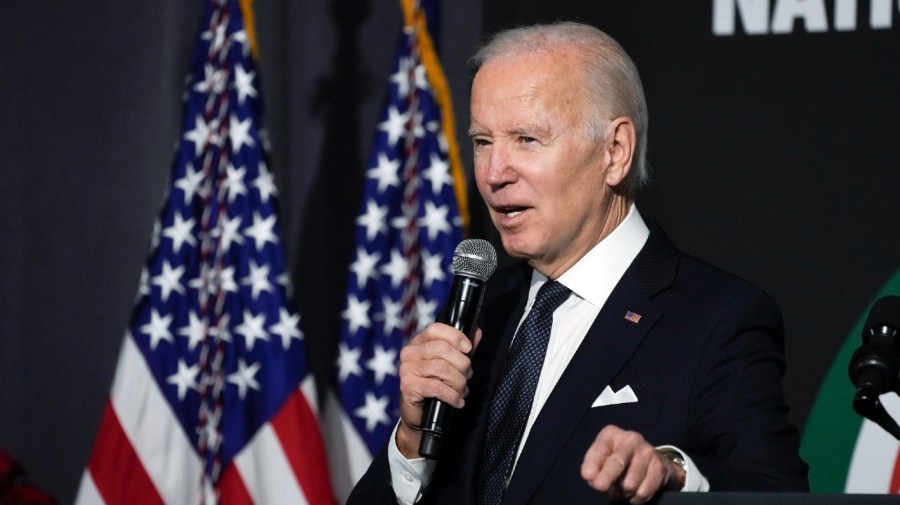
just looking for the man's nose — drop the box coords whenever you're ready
[482,144,516,188]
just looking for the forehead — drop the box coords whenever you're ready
[470,50,585,130]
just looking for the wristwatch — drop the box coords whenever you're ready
[656,448,687,472]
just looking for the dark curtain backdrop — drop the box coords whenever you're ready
[3,1,899,502]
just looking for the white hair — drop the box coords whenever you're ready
[470,22,650,193]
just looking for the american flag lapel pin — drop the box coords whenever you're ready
[624,310,642,324]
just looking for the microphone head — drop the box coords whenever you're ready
[452,239,498,282]
[864,295,900,342]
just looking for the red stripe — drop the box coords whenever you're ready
[890,447,900,494]
[218,461,254,505]
[86,399,164,505]
[270,389,336,505]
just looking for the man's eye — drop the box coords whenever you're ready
[520,136,536,143]
[473,138,491,147]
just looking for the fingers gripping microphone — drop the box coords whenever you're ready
[418,239,497,459]
[849,295,900,440]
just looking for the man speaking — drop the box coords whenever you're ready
[348,21,809,505]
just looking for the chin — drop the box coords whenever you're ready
[499,238,534,262]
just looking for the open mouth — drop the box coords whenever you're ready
[498,206,527,218]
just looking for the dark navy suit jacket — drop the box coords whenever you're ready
[348,226,809,505]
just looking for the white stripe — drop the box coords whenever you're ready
[321,391,373,504]
[74,469,106,505]
[301,375,319,417]
[111,334,204,505]
[846,393,900,493]
[235,423,308,505]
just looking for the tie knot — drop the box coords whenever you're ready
[531,281,570,314]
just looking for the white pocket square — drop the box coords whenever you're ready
[591,385,638,407]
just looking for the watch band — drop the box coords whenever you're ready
[656,448,687,472]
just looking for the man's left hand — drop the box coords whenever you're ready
[580,425,686,504]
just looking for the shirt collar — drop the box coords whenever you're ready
[530,204,650,308]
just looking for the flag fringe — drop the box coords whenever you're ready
[401,0,470,235]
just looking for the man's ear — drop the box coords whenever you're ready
[604,117,636,188]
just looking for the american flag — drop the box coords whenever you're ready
[325,0,467,499]
[75,1,334,503]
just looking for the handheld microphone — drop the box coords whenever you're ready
[418,239,497,459]
[849,295,900,440]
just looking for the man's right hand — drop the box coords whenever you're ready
[395,322,480,459]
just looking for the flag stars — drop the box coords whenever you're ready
[381,249,411,289]
[414,64,429,92]
[216,214,244,251]
[421,250,446,289]
[162,213,197,254]
[270,308,303,350]
[194,63,227,95]
[342,294,372,334]
[423,153,452,195]
[167,359,200,400]
[137,268,150,299]
[152,260,186,302]
[378,106,408,147]
[365,345,398,386]
[276,271,293,297]
[389,56,412,98]
[337,342,363,382]
[252,161,277,203]
[234,309,269,351]
[406,111,426,140]
[244,212,279,251]
[366,153,401,194]
[379,296,404,335]
[183,115,220,157]
[419,201,452,240]
[416,296,439,332]
[174,163,205,205]
[349,247,381,289]
[210,313,233,343]
[354,392,391,433]
[149,219,162,255]
[227,358,262,399]
[356,201,388,241]
[201,22,228,53]
[229,114,255,153]
[233,63,258,105]
[177,311,207,351]
[223,163,248,203]
[241,259,273,301]
[141,308,174,350]
[216,265,239,293]
[231,29,250,56]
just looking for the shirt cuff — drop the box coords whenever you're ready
[655,445,710,492]
[387,422,438,505]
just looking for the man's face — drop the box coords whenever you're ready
[470,50,620,278]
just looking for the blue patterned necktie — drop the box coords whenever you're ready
[476,280,571,505]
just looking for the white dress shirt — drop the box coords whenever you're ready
[388,206,708,504]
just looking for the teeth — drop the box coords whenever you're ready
[506,210,522,218]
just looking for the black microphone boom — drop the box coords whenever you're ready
[849,295,900,440]
[418,239,497,459]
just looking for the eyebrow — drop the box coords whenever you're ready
[467,124,550,138]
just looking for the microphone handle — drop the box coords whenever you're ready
[418,275,486,459]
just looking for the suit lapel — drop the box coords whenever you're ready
[501,225,679,504]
